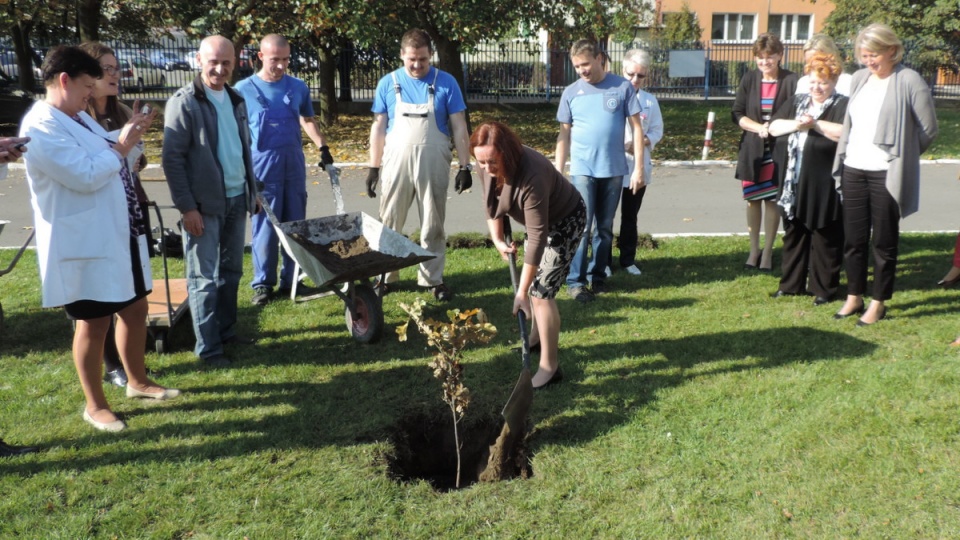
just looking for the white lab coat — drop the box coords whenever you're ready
[19,101,150,308]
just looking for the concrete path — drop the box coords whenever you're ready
[2,162,959,249]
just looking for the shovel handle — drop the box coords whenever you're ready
[504,217,531,371]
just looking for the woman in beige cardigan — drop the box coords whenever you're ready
[832,23,938,326]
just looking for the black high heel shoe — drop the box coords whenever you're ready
[938,275,960,289]
[856,306,887,327]
[833,302,865,320]
[744,253,760,271]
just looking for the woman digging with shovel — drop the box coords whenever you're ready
[471,121,585,390]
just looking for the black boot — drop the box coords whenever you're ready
[0,438,40,457]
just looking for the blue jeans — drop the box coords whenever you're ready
[566,175,622,288]
[250,148,307,291]
[184,194,247,359]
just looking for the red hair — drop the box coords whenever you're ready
[469,121,524,183]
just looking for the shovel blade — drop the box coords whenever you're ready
[501,368,533,433]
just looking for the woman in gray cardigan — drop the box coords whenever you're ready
[832,23,939,326]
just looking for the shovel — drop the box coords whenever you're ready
[480,217,533,481]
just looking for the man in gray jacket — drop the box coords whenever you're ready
[162,35,259,367]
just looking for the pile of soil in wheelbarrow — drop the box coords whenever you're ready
[290,233,422,282]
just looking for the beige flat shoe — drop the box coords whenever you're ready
[82,410,126,432]
[126,386,181,400]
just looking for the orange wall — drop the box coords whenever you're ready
[660,0,836,41]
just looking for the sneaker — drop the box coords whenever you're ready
[567,286,595,303]
[251,286,272,306]
[624,264,642,276]
[431,283,453,302]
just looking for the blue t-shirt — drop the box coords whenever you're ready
[557,74,639,177]
[371,67,466,136]
[234,74,315,151]
[204,86,246,198]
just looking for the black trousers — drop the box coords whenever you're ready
[778,217,844,298]
[840,166,900,300]
[617,185,647,267]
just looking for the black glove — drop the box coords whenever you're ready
[365,167,380,198]
[455,168,473,194]
[319,145,334,170]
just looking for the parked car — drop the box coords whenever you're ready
[0,48,42,89]
[0,69,34,132]
[119,55,167,92]
[150,51,190,71]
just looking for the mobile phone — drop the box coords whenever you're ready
[140,104,153,115]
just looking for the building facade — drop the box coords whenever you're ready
[660,0,836,44]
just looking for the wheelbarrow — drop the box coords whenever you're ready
[0,220,35,332]
[266,207,435,343]
[143,203,190,353]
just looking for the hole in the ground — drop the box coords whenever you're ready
[383,410,532,491]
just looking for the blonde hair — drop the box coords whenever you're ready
[805,53,842,82]
[856,23,904,64]
[803,34,841,58]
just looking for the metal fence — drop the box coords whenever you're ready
[9,37,960,101]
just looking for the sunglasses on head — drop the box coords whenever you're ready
[624,72,646,79]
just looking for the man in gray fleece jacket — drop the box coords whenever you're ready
[162,35,260,367]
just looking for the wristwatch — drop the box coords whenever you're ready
[459,164,473,172]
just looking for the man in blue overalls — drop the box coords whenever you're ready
[236,34,334,305]
[365,28,472,302]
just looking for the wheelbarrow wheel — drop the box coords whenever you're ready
[345,283,383,344]
[154,331,168,354]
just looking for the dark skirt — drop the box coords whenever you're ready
[64,235,151,321]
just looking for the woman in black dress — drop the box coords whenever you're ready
[768,53,848,306]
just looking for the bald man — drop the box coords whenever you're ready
[235,34,334,305]
[162,35,260,367]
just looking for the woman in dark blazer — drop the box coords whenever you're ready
[732,33,798,272]
[769,54,848,305]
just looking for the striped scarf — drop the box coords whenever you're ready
[778,92,838,220]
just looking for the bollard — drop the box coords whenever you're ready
[701,111,715,160]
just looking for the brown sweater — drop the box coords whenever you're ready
[483,146,582,266]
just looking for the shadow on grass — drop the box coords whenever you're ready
[528,326,878,447]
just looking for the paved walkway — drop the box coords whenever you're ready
[2,162,959,248]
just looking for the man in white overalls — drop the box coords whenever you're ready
[366,28,472,302]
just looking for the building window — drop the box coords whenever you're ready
[769,14,812,42]
[711,14,756,42]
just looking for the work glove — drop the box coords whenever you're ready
[365,167,380,198]
[455,168,473,194]
[319,145,335,170]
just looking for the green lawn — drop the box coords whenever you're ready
[3,234,960,537]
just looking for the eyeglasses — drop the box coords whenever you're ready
[100,64,120,76]
[624,72,646,80]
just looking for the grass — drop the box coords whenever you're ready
[135,99,960,166]
[3,234,960,537]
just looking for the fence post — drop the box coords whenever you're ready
[703,46,710,101]
[545,60,551,103]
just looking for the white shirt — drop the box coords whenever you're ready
[844,75,892,171]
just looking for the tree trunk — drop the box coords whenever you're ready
[316,46,338,128]
[77,0,102,42]
[10,20,36,93]
[336,37,353,102]
[428,32,471,133]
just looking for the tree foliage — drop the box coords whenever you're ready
[659,1,702,47]
[822,0,960,70]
